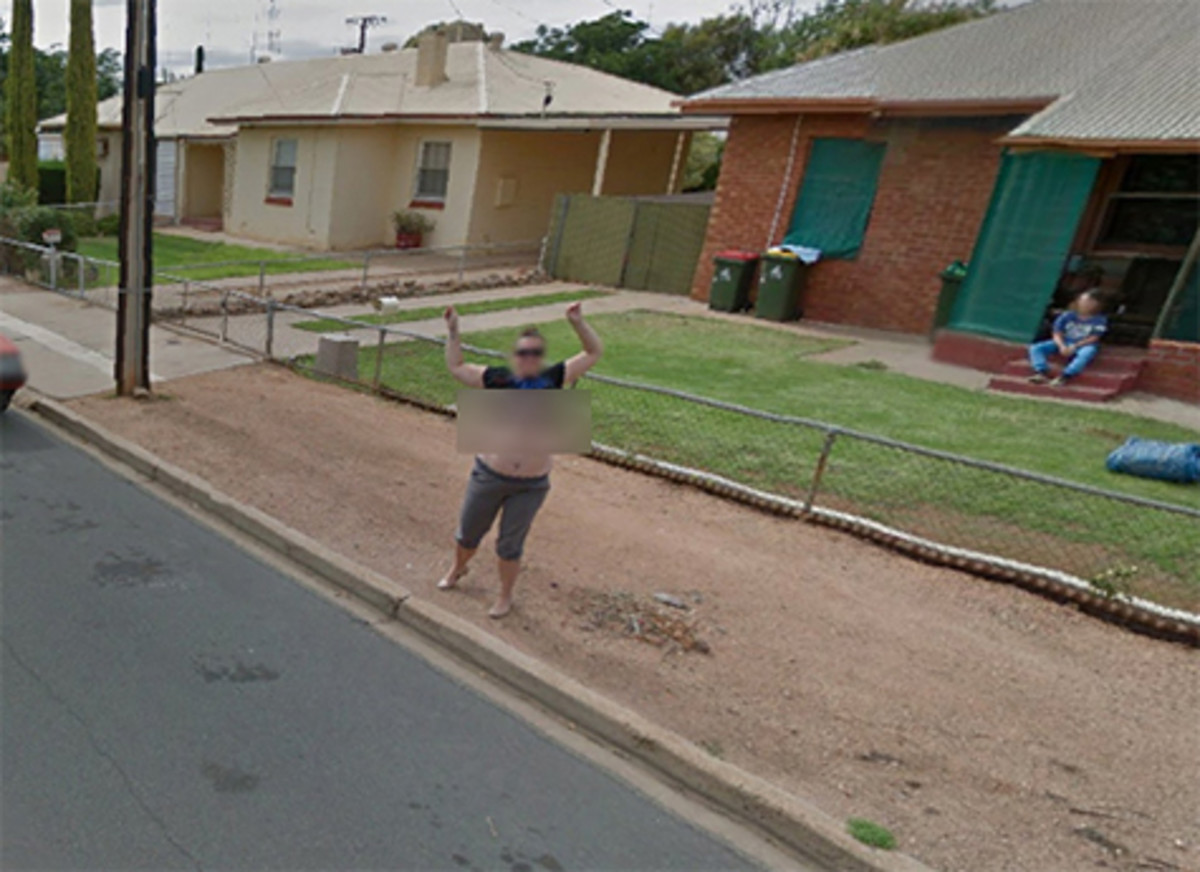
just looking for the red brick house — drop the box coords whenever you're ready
[681,0,1199,403]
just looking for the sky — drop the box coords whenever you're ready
[28,0,813,72]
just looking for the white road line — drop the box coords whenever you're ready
[0,310,164,382]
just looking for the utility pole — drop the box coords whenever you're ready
[346,15,386,54]
[115,0,155,395]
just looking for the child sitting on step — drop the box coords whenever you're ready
[1028,290,1108,387]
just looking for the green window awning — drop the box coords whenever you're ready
[949,150,1100,343]
[784,138,886,260]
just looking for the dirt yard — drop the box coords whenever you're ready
[72,365,1199,872]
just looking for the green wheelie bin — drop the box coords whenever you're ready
[709,250,759,312]
[931,260,968,337]
[755,252,807,322]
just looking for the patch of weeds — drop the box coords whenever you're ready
[1089,564,1139,599]
[847,818,896,850]
[699,739,724,759]
[853,359,889,372]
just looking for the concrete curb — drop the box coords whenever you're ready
[28,396,931,872]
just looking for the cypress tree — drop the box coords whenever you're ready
[5,0,38,191]
[65,0,99,204]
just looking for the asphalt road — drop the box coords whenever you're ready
[0,410,761,872]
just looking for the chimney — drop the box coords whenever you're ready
[415,30,449,87]
[488,33,504,51]
[195,45,205,75]
[381,42,399,53]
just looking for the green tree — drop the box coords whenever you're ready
[5,0,37,189]
[789,0,995,62]
[65,0,98,203]
[98,48,122,101]
[512,2,993,97]
[512,13,653,82]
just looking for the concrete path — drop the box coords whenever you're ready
[0,280,251,399]
[0,410,764,872]
[199,284,698,361]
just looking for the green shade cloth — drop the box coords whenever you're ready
[1161,264,1199,342]
[784,138,886,260]
[949,151,1100,343]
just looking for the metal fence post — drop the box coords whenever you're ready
[49,248,59,291]
[258,261,267,296]
[220,292,230,343]
[265,299,276,359]
[804,430,840,513]
[457,246,468,284]
[361,251,372,289]
[77,254,87,298]
[372,327,386,392]
[181,279,190,326]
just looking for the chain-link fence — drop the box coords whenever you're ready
[6,244,1196,641]
[175,291,1199,638]
[0,234,541,317]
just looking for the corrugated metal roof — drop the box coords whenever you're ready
[685,0,1200,142]
[41,42,683,137]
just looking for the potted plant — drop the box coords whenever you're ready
[392,210,435,249]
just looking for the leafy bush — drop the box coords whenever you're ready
[37,161,68,205]
[96,213,122,236]
[67,210,98,238]
[0,180,38,213]
[17,207,80,251]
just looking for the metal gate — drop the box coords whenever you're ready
[545,194,710,295]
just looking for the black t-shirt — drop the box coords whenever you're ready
[482,362,566,390]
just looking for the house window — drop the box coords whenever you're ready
[783,138,887,259]
[268,138,298,201]
[415,141,452,204]
[1095,155,1199,252]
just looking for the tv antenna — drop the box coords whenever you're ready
[346,15,386,54]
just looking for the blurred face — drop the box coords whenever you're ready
[512,336,546,378]
[1078,294,1103,317]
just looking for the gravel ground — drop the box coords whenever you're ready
[71,365,1200,872]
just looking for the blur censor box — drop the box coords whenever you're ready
[456,390,593,455]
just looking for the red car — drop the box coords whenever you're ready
[0,333,27,411]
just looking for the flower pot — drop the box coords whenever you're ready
[395,232,424,250]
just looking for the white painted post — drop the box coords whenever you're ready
[592,129,612,197]
[666,131,686,195]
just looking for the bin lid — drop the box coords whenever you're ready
[714,250,759,262]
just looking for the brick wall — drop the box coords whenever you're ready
[693,115,1008,335]
[1137,340,1200,404]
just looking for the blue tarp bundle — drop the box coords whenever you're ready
[1106,437,1200,484]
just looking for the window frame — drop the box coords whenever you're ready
[1081,154,1199,257]
[267,137,299,204]
[411,140,453,208]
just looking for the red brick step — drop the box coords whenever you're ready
[987,374,1120,403]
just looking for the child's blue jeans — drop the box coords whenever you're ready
[1029,340,1099,378]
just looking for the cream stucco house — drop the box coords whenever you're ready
[41,33,717,250]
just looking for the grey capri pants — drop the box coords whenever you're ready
[455,458,551,561]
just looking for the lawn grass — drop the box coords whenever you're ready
[413,310,1199,503]
[300,310,1200,604]
[77,234,354,282]
[291,289,610,333]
